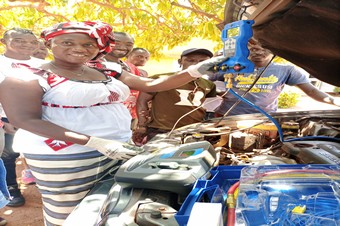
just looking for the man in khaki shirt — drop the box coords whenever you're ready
[133,48,216,145]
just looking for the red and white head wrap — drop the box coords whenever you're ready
[41,21,114,59]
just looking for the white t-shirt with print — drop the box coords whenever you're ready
[0,55,46,71]
[0,55,46,117]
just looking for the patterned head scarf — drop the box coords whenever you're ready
[41,21,114,60]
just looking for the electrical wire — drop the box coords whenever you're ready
[166,90,231,138]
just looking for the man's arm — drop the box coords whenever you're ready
[132,92,155,145]
[136,92,155,127]
[296,83,340,106]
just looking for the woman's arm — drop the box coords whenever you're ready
[118,70,195,92]
[118,56,228,92]
[0,77,90,145]
[0,77,143,159]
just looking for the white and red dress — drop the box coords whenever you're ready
[5,64,132,226]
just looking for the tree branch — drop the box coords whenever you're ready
[87,0,178,34]
[171,1,223,23]
[0,3,69,21]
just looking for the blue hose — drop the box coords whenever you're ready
[229,89,340,143]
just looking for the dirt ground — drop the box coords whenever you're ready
[0,158,44,226]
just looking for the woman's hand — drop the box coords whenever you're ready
[85,137,144,160]
[3,122,17,135]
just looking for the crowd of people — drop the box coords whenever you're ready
[0,21,339,226]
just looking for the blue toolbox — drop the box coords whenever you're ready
[175,164,340,226]
[175,165,245,226]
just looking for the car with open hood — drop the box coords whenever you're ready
[64,1,340,225]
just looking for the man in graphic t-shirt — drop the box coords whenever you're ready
[214,41,339,116]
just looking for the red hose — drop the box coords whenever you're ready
[226,181,240,226]
[227,207,236,226]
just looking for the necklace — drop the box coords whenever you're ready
[49,62,85,77]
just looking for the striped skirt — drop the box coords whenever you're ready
[24,151,121,226]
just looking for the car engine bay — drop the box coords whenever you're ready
[148,109,340,167]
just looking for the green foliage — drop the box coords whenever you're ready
[0,0,228,58]
[333,87,340,93]
[278,91,301,109]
